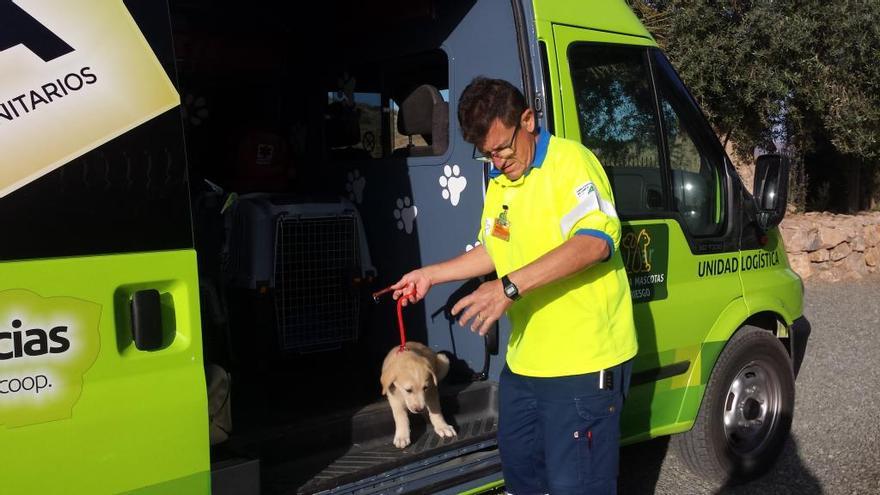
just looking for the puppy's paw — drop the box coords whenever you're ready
[434,424,457,438]
[393,430,411,448]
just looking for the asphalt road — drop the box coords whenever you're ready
[619,275,880,495]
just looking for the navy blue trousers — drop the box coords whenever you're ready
[498,360,632,495]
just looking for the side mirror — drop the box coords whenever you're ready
[753,153,790,231]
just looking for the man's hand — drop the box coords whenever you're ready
[390,268,433,306]
[451,279,512,336]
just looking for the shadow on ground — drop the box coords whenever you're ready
[619,434,822,494]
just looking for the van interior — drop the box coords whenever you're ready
[171,1,500,492]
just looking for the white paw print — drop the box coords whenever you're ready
[346,170,366,204]
[465,241,482,252]
[393,196,418,234]
[439,164,467,206]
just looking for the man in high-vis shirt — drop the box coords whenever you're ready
[391,77,637,494]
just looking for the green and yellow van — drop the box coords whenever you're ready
[0,0,809,493]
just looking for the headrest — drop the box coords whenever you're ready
[398,84,444,136]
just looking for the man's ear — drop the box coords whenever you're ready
[522,108,536,133]
[381,370,396,396]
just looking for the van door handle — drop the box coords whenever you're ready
[131,289,163,350]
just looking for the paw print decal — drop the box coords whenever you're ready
[439,164,467,206]
[181,94,209,127]
[393,196,418,234]
[346,170,366,204]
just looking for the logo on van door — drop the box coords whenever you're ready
[622,224,668,303]
[0,0,74,61]
[0,289,101,428]
[0,0,179,199]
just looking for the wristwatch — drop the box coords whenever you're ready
[501,275,521,301]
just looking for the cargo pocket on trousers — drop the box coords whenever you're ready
[573,392,623,484]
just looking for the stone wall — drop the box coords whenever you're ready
[780,212,880,282]
[729,147,879,283]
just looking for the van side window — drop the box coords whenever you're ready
[567,44,665,217]
[326,90,383,159]
[652,51,725,236]
[325,49,449,160]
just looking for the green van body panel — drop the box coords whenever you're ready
[739,230,804,324]
[460,480,506,495]
[0,250,209,494]
[534,0,656,42]
[125,472,211,495]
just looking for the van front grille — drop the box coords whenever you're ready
[273,214,360,351]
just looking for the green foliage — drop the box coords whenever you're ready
[803,1,880,161]
[788,153,808,212]
[628,0,880,164]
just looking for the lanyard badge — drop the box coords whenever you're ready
[491,205,510,241]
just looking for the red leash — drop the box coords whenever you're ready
[373,286,414,353]
[396,295,409,352]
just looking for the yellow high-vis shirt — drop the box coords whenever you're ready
[478,129,637,377]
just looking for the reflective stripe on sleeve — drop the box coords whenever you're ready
[560,189,617,237]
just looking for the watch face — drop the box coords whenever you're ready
[505,284,517,298]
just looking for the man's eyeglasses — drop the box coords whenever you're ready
[472,121,520,163]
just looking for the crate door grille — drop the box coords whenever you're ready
[274,215,360,351]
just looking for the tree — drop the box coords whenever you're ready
[629,0,880,211]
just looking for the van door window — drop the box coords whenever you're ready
[567,44,666,217]
[652,51,726,236]
[326,90,384,159]
[325,49,449,160]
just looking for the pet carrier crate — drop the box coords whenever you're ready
[224,193,375,351]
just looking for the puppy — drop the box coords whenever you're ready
[380,342,457,448]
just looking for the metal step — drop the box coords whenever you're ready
[292,415,498,494]
[218,381,499,495]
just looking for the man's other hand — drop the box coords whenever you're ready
[451,279,513,335]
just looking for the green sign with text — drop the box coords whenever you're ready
[621,224,669,303]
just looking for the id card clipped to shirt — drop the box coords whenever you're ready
[490,205,510,241]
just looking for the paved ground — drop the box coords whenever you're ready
[619,275,880,494]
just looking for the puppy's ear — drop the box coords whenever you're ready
[430,370,438,387]
[380,369,396,396]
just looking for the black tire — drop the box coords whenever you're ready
[673,326,795,485]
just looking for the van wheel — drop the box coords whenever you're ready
[673,326,794,485]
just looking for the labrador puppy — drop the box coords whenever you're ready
[380,342,457,448]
